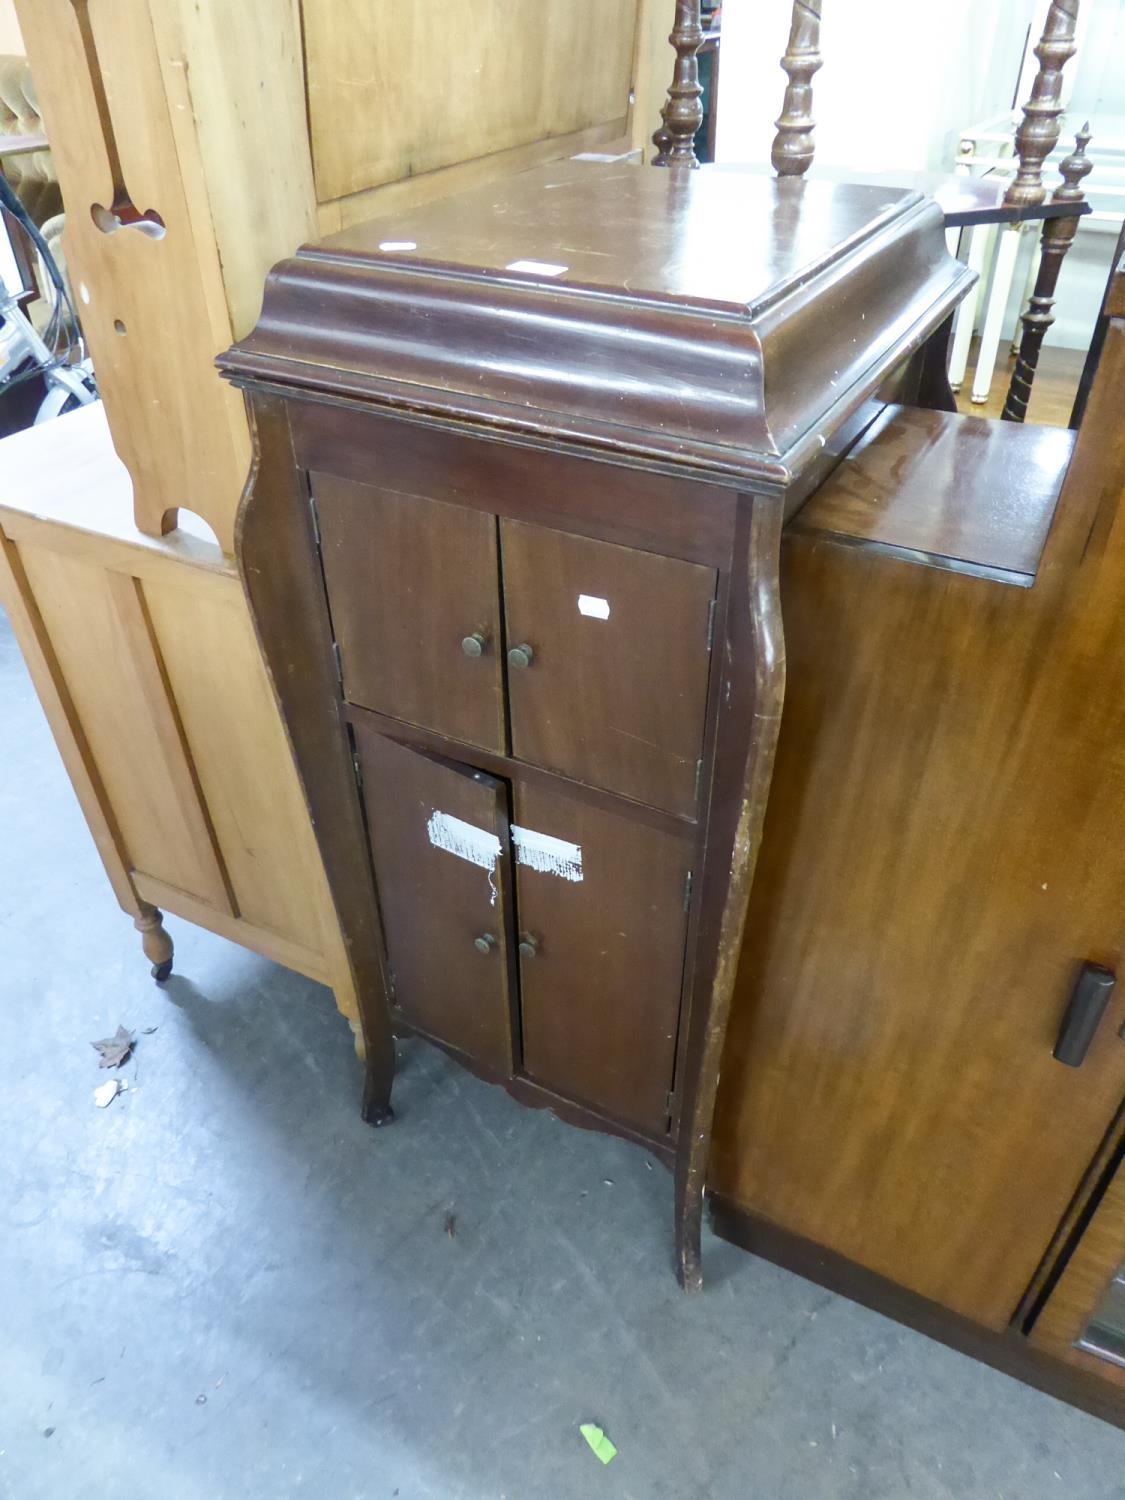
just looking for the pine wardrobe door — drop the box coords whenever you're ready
[354,724,515,1074]
[512,779,693,1135]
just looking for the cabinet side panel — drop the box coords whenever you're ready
[143,568,337,955]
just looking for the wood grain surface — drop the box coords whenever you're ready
[501,520,716,816]
[794,405,1076,582]
[303,0,638,201]
[315,476,507,753]
[712,315,1125,1330]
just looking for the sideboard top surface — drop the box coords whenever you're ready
[222,162,973,490]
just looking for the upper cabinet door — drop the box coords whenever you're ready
[314,475,506,752]
[354,725,514,1076]
[500,520,717,817]
[513,781,693,1136]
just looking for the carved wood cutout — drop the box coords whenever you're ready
[1005,0,1081,210]
[70,0,166,238]
[652,2,705,168]
[1002,126,1092,423]
[772,0,823,177]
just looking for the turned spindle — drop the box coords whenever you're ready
[771,0,823,178]
[652,1,706,168]
[1002,126,1092,423]
[1004,0,1080,209]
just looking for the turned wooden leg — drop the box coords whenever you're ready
[134,901,173,982]
[360,1043,395,1127]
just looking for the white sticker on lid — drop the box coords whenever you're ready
[505,259,568,277]
[378,240,417,252]
[511,826,583,882]
[578,594,610,620]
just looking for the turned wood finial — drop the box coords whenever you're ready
[771,0,823,177]
[652,1,705,168]
[1002,125,1092,422]
[1004,0,1081,208]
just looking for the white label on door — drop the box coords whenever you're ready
[505,258,568,277]
[577,594,610,620]
[511,826,584,882]
[378,240,418,252]
[427,811,501,870]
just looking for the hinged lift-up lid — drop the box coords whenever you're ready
[221,161,972,492]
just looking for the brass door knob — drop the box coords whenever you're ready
[508,643,534,670]
[518,934,539,960]
[473,933,497,954]
[461,632,487,657]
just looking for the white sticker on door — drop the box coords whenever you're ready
[577,594,610,620]
[426,811,501,870]
[511,825,584,882]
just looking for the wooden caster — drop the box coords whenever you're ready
[134,902,174,983]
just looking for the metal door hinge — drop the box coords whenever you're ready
[351,744,363,793]
[693,759,703,802]
[331,638,345,691]
[666,1088,676,1120]
[683,869,693,911]
[705,596,717,650]
[309,493,321,546]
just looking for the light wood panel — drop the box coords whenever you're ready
[304,0,639,202]
[631,0,676,159]
[143,568,341,956]
[0,404,361,1036]
[14,0,250,549]
[0,531,137,914]
[18,544,233,907]
[146,0,316,339]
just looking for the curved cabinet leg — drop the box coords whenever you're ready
[134,901,174,981]
[674,497,786,1291]
[237,394,399,1129]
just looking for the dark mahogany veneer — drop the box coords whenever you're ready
[219,161,969,1286]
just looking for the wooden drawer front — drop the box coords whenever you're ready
[500,520,716,816]
[314,474,506,752]
[355,726,514,1074]
[513,781,692,1134]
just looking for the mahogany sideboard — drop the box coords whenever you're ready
[711,263,1125,1423]
[220,161,970,1286]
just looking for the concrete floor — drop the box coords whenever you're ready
[2,606,1124,1500]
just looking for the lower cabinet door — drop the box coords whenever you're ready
[512,781,693,1136]
[354,725,514,1075]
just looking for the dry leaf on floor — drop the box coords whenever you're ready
[94,1078,125,1108]
[91,1026,135,1069]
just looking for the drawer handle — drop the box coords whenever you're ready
[518,933,539,960]
[473,933,498,955]
[1054,963,1116,1068]
[461,632,488,658]
[508,643,534,670]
